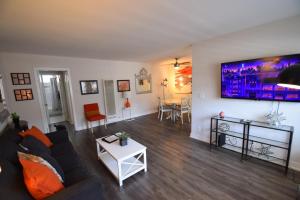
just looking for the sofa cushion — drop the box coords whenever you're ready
[64,167,90,187]
[50,141,75,157]
[0,159,32,200]
[0,139,21,165]
[21,135,51,155]
[54,150,83,173]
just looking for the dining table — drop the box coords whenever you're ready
[164,98,181,106]
[164,98,181,122]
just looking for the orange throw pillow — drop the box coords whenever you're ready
[20,126,53,147]
[18,152,64,200]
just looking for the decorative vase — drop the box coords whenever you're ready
[219,111,225,118]
[119,138,128,146]
[124,98,131,108]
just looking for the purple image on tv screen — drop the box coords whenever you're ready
[221,54,300,102]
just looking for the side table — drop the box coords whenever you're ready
[9,120,28,132]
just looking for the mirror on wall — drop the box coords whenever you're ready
[103,80,117,118]
[135,68,152,94]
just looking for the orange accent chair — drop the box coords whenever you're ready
[84,103,107,132]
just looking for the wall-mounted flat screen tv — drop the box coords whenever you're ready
[221,54,300,102]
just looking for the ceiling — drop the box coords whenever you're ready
[1,0,300,62]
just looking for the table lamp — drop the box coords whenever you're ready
[277,64,300,89]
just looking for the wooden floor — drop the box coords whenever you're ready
[66,114,298,200]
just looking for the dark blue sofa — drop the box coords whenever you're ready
[0,126,103,200]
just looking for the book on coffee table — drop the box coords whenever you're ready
[102,135,119,143]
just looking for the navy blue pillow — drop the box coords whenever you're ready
[20,135,51,155]
[36,152,65,183]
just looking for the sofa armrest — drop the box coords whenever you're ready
[45,177,103,200]
[46,129,69,145]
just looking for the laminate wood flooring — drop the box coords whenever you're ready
[65,114,298,200]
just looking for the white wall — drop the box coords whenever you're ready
[191,15,300,169]
[0,53,157,131]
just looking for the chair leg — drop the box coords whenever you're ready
[157,109,160,119]
[104,118,107,129]
[90,122,94,133]
[160,112,163,121]
[188,112,191,123]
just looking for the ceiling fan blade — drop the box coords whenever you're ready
[179,61,191,65]
[161,63,175,66]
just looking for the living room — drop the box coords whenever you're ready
[1,1,300,200]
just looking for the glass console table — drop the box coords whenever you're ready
[210,116,293,174]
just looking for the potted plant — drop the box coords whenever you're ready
[119,132,129,146]
[11,112,20,127]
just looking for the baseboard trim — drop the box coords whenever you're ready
[290,161,300,171]
[75,110,157,131]
[189,132,300,172]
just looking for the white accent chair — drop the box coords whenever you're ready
[157,97,173,121]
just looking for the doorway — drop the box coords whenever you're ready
[36,70,74,132]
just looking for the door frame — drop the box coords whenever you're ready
[34,68,76,133]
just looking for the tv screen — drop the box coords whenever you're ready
[221,54,300,102]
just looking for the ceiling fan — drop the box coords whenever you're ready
[172,58,191,68]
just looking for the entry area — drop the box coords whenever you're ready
[36,70,74,132]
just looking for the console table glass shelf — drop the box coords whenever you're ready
[210,116,293,174]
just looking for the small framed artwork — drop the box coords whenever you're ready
[14,89,33,101]
[11,73,31,85]
[117,80,130,92]
[80,80,99,95]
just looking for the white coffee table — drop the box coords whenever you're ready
[96,135,147,186]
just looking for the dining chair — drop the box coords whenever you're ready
[84,103,107,133]
[175,97,191,124]
[157,97,173,121]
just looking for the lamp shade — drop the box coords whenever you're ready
[277,64,300,89]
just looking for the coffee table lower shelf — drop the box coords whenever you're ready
[97,148,147,186]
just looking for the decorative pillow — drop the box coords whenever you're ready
[86,110,100,117]
[18,152,64,200]
[19,137,64,182]
[21,135,51,155]
[19,126,53,147]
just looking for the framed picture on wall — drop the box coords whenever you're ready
[11,73,31,85]
[117,80,130,92]
[14,89,33,101]
[80,80,99,95]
